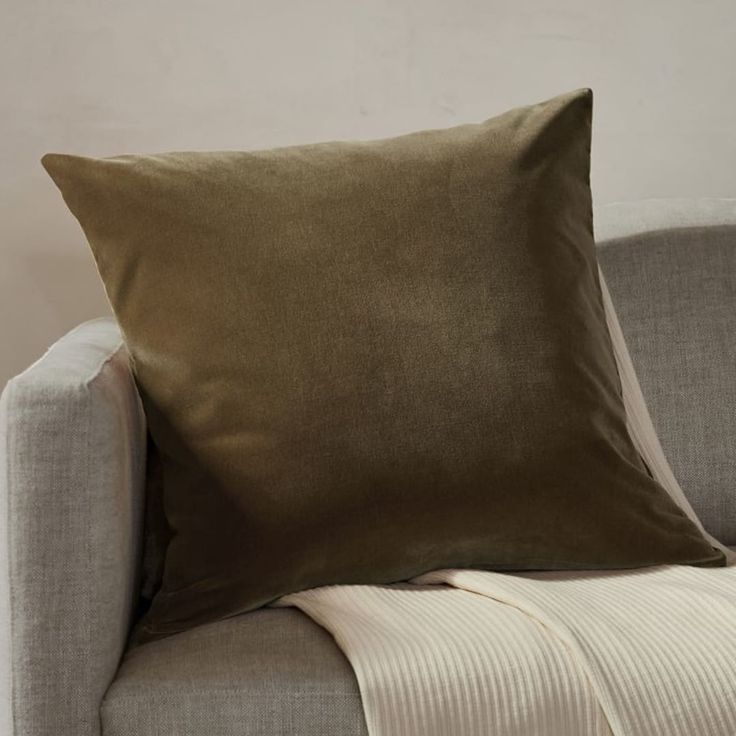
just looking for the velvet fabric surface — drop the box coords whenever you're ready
[42,89,723,641]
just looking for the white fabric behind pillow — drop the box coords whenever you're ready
[599,269,732,561]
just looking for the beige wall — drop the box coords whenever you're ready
[1,0,735,385]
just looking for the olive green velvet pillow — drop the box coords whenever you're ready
[42,89,723,642]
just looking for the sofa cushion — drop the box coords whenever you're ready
[101,609,366,736]
[598,209,736,544]
[42,89,722,641]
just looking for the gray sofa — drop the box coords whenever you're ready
[2,199,735,736]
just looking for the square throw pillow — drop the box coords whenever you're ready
[42,89,723,641]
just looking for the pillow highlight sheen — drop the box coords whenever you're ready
[42,89,723,641]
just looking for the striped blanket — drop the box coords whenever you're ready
[280,563,736,736]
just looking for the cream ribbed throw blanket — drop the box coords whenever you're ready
[281,564,736,736]
[277,273,736,736]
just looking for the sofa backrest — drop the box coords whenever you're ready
[596,199,736,545]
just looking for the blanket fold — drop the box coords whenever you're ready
[278,582,611,736]
[280,565,736,736]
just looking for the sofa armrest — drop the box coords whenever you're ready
[0,318,146,736]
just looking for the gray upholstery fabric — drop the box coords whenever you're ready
[0,318,146,736]
[101,609,367,736]
[597,199,736,544]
